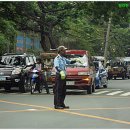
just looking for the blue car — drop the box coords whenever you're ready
[93,61,108,89]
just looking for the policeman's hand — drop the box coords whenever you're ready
[60,71,66,80]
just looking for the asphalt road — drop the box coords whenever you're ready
[0,78,130,129]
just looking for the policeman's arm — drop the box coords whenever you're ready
[70,60,76,64]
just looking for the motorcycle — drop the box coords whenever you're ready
[30,69,43,94]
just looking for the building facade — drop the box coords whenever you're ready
[16,32,42,53]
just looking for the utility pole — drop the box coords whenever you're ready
[104,13,112,67]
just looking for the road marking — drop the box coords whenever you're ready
[68,107,130,111]
[59,110,130,125]
[1,99,130,125]
[27,109,37,111]
[106,91,124,96]
[0,109,48,113]
[120,92,130,96]
[83,95,130,99]
[106,89,121,90]
[93,91,109,94]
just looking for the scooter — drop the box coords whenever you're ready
[30,69,42,94]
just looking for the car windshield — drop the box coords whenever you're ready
[124,61,130,66]
[0,56,24,66]
[111,61,124,67]
[65,54,88,67]
[93,61,104,69]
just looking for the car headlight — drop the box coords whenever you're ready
[78,72,90,75]
[12,68,21,75]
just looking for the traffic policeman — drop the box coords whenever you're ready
[53,46,81,109]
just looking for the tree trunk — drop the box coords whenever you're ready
[40,30,48,51]
[48,29,56,49]
[40,12,48,51]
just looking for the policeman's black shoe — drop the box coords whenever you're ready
[54,106,64,109]
[62,105,69,109]
[61,104,70,109]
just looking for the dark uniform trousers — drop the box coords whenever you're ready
[54,73,66,107]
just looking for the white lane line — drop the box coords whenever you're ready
[27,109,37,111]
[120,92,130,96]
[107,89,121,90]
[106,91,124,96]
[93,91,109,95]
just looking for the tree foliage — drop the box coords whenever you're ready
[0,1,130,58]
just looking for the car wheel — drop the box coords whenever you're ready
[103,85,108,88]
[92,83,95,92]
[30,80,36,94]
[19,77,28,93]
[87,86,92,94]
[4,85,11,92]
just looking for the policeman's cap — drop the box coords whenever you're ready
[57,46,67,53]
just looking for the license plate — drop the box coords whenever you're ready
[66,81,74,86]
[0,77,6,81]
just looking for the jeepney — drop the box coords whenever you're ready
[40,52,57,83]
[108,58,127,80]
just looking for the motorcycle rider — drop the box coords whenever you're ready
[31,57,50,94]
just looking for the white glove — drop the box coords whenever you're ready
[75,58,82,64]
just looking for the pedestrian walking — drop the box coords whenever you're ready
[53,46,81,109]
